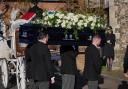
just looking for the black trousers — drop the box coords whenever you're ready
[124,65,128,73]
[27,80,49,89]
[124,60,128,73]
[62,74,75,89]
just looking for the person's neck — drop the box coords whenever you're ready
[38,40,46,44]
[92,43,98,47]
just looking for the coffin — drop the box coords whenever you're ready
[19,23,106,46]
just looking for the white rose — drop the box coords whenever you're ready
[42,12,47,16]
[44,16,48,20]
[88,16,94,22]
[91,22,95,27]
[61,22,66,28]
[55,24,59,27]
[97,23,101,27]
[56,13,60,17]
[59,14,64,19]
[48,14,54,19]
[57,19,62,24]
[67,13,74,17]
[91,26,94,29]
[66,16,71,20]
[77,21,83,27]
[83,22,87,27]
[67,24,72,29]
[72,22,76,25]
[44,22,47,25]
[65,20,69,23]
[48,21,52,26]
[73,16,78,23]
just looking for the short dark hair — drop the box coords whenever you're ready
[92,34,101,39]
[108,26,112,30]
[37,27,48,40]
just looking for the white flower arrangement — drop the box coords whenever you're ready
[31,10,105,31]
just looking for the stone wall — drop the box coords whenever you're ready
[109,0,128,69]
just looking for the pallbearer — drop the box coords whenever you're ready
[84,35,102,89]
[60,45,78,89]
[28,28,55,89]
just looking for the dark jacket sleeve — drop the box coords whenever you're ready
[111,34,116,47]
[124,46,128,64]
[25,48,31,62]
[44,47,54,78]
[93,50,101,75]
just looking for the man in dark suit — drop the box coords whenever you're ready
[60,45,78,89]
[29,29,55,89]
[84,35,102,89]
[123,45,128,78]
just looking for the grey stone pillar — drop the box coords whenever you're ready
[109,0,128,70]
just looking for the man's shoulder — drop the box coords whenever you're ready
[87,44,96,49]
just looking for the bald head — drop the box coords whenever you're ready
[92,35,101,46]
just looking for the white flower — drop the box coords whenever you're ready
[55,24,59,27]
[72,22,76,25]
[57,19,62,24]
[67,13,74,17]
[77,21,83,27]
[91,26,94,29]
[88,16,94,22]
[66,21,72,29]
[44,16,49,20]
[73,16,78,23]
[59,14,64,19]
[61,21,66,28]
[48,21,52,26]
[32,10,105,30]
[91,22,95,27]
[44,22,47,25]
[55,13,60,17]
[83,22,87,27]
[48,14,54,19]
[97,23,101,27]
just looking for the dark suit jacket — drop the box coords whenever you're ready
[25,44,33,79]
[106,34,116,47]
[124,45,128,70]
[84,44,101,81]
[29,41,54,81]
[103,33,116,59]
[60,45,78,75]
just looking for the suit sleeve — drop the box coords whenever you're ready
[93,50,101,75]
[25,48,31,62]
[124,46,128,64]
[111,34,116,47]
[44,47,54,78]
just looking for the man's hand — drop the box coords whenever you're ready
[107,40,110,44]
[51,77,55,84]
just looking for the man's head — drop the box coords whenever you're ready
[92,35,101,46]
[37,28,48,44]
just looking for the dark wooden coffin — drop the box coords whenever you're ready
[19,23,106,46]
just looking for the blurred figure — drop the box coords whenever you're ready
[60,45,78,89]
[28,28,55,89]
[28,1,43,19]
[118,81,128,89]
[84,35,102,89]
[25,44,33,80]
[0,2,9,17]
[123,45,128,78]
[103,26,116,71]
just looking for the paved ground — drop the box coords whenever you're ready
[0,74,128,89]
[83,75,128,89]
